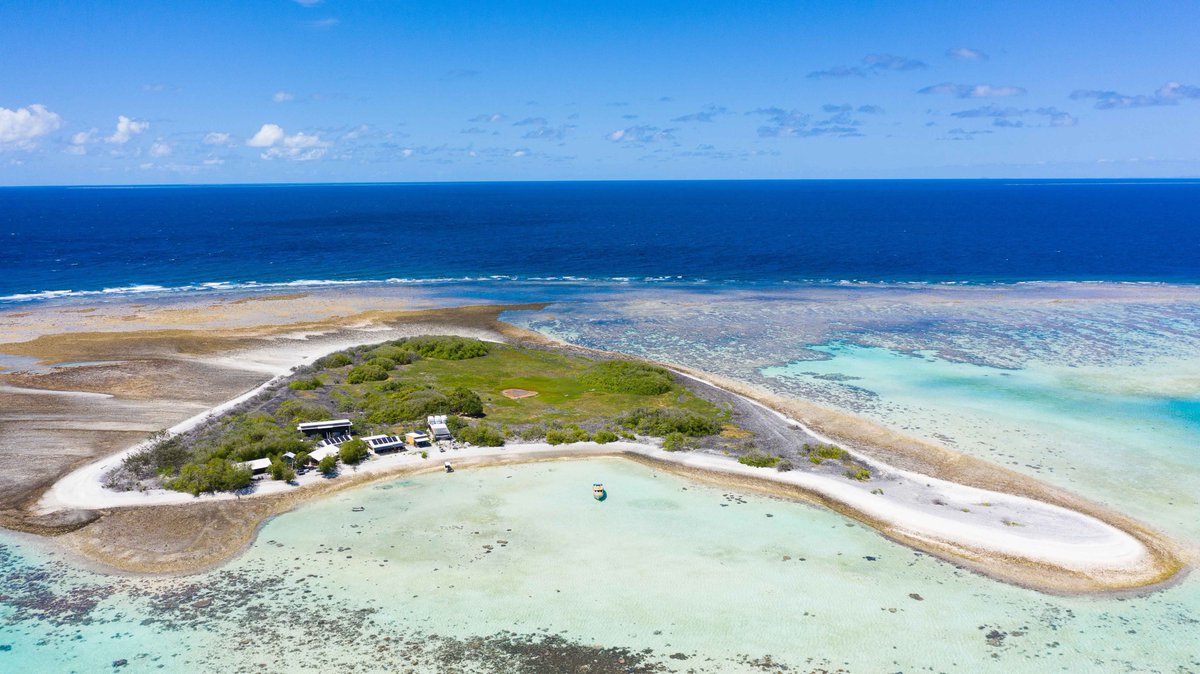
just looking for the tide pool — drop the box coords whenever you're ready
[3,458,1199,672]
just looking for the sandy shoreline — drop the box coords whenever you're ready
[0,295,1187,593]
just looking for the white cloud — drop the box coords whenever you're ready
[246,123,286,147]
[71,129,96,145]
[150,141,172,157]
[947,47,988,61]
[272,90,295,103]
[0,104,63,150]
[106,115,149,143]
[64,145,87,155]
[919,83,1026,98]
[258,130,329,161]
[202,131,231,145]
[202,157,224,165]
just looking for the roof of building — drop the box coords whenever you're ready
[297,419,352,432]
[309,446,341,462]
[362,434,405,449]
[244,457,272,471]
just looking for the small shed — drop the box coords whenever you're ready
[405,431,430,447]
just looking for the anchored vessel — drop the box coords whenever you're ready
[593,482,606,501]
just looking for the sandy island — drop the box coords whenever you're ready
[0,294,1187,593]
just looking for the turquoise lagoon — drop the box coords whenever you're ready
[4,458,1199,673]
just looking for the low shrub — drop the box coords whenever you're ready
[288,376,323,391]
[810,444,845,460]
[737,452,780,468]
[545,426,591,445]
[347,364,389,384]
[367,357,397,371]
[457,422,505,447]
[403,335,490,360]
[776,459,794,472]
[661,432,695,451]
[592,430,619,444]
[580,360,673,395]
[619,407,721,437]
[319,352,353,368]
[847,467,871,481]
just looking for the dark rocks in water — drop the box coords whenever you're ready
[864,555,877,561]
[191,598,212,609]
[908,593,924,601]
[112,658,128,667]
[0,644,11,652]
[985,629,1007,647]
[669,652,689,660]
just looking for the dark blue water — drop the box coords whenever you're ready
[2,180,1198,301]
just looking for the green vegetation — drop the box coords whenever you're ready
[117,336,725,495]
[738,452,781,468]
[347,363,390,384]
[545,425,591,445]
[661,432,696,451]
[339,438,370,464]
[580,360,673,395]
[318,455,338,475]
[403,335,490,360]
[592,430,619,444]
[269,457,296,482]
[166,459,253,496]
[619,407,722,437]
[847,467,871,481]
[456,422,505,447]
[776,459,794,472]
[320,352,353,368]
[288,376,323,391]
[807,443,845,460]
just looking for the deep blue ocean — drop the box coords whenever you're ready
[2,180,1198,302]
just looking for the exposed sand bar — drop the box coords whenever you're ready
[0,294,1187,592]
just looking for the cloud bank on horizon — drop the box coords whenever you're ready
[1,1,1197,183]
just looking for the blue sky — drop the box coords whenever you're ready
[2,0,1198,184]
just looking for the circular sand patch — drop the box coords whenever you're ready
[501,388,539,399]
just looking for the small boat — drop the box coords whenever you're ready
[351,506,365,512]
[592,483,606,501]
[444,462,454,473]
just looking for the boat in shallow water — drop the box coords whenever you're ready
[593,483,606,501]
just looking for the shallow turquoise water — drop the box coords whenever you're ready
[3,458,1199,672]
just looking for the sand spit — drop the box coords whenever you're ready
[0,296,1186,593]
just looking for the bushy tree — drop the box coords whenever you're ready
[456,423,505,447]
[592,430,619,444]
[402,336,490,360]
[339,438,370,464]
[269,457,296,481]
[619,407,721,437]
[318,455,338,476]
[347,363,389,384]
[166,458,253,496]
[320,352,354,368]
[447,387,484,417]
